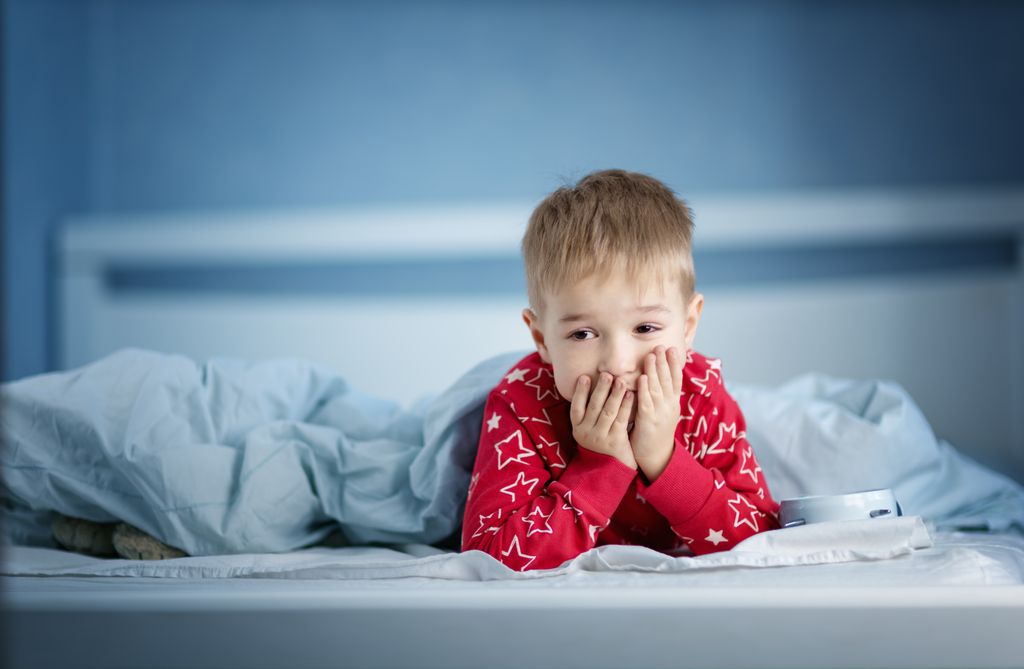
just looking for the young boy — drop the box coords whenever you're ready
[461,169,779,571]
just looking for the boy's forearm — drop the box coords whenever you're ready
[630,422,678,482]
[463,450,635,570]
[464,388,637,570]
[635,447,673,483]
[636,435,780,553]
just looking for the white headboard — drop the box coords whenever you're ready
[58,188,1024,483]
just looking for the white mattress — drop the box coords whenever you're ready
[4,527,1024,669]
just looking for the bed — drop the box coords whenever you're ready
[3,186,1024,669]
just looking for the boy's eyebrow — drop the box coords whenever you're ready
[558,305,670,323]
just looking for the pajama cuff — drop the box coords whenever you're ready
[549,447,636,522]
[636,442,714,526]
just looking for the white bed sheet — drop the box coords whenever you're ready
[3,533,1023,595]
[3,520,1023,588]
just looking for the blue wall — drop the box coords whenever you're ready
[3,0,90,381]
[4,0,1024,380]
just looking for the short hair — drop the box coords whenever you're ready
[522,169,696,311]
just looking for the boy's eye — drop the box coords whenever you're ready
[568,330,595,341]
[635,324,660,334]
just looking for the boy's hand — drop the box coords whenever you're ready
[570,373,637,470]
[630,346,683,482]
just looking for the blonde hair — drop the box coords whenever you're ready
[522,169,696,311]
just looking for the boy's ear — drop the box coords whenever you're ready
[684,292,704,350]
[522,308,552,364]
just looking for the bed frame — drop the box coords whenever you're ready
[8,584,1024,668]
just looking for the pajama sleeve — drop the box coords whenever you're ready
[636,387,780,555]
[461,391,636,571]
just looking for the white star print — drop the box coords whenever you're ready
[700,421,742,459]
[588,523,605,542]
[688,415,709,440]
[690,358,722,397]
[681,430,697,456]
[536,434,566,470]
[635,491,647,504]
[680,395,696,421]
[738,446,762,483]
[499,471,540,502]
[472,510,502,538]
[505,368,528,384]
[486,412,501,432]
[561,491,584,517]
[682,415,708,457]
[525,368,560,402]
[494,430,536,470]
[468,472,481,496]
[522,507,554,537]
[531,408,553,426]
[727,494,760,532]
[508,401,530,424]
[501,535,536,571]
[706,529,728,546]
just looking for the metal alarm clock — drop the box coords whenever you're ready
[778,488,902,528]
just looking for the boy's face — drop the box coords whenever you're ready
[523,267,703,405]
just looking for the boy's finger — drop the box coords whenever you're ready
[583,372,614,427]
[614,391,634,429]
[594,378,627,434]
[668,346,683,394]
[637,374,654,412]
[644,353,662,400]
[570,375,590,426]
[656,345,673,396]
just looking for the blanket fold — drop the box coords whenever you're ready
[1,349,519,554]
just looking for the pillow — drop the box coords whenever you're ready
[731,374,1024,532]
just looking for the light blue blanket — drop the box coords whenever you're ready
[2,349,1022,555]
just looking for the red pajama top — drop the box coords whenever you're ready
[461,350,780,571]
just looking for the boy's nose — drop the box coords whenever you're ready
[598,344,638,383]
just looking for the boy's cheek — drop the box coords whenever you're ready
[554,365,593,402]
[554,374,578,402]
[548,349,589,401]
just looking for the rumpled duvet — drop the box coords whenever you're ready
[2,349,1022,556]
